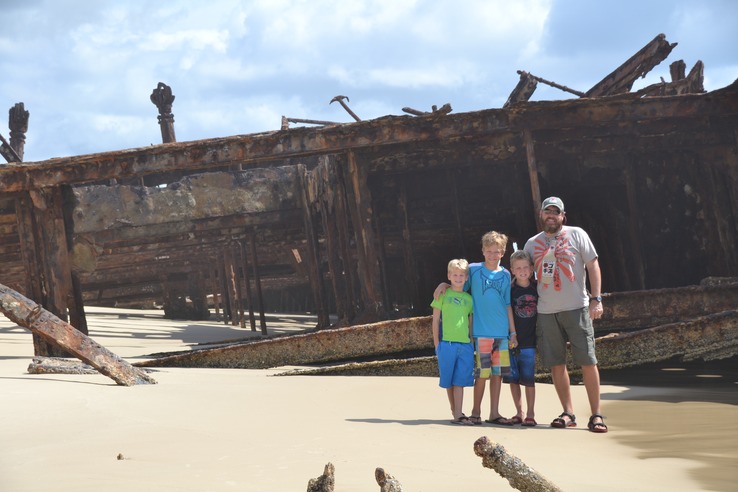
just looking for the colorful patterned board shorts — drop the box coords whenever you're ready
[474,337,511,379]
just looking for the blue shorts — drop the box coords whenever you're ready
[503,347,536,387]
[436,341,474,388]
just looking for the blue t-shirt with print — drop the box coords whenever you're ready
[464,263,511,338]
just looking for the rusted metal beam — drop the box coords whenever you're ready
[298,164,330,328]
[504,71,539,107]
[474,437,562,492]
[239,240,257,331]
[586,33,677,97]
[512,70,583,98]
[281,116,341,129]
[346,150,384,320]
[249,232,268,334]
[1,86,736,193]
[330,95,361,122]
[0,282,156,385]
[0,133,22,163]
[522,129,542,231]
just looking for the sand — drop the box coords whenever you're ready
[1,307,736,491]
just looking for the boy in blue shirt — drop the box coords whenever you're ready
[431,259,474,425]
[435,231,517,426]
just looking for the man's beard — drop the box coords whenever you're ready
[543,221,562,234]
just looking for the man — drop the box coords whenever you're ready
[523,196,608,433]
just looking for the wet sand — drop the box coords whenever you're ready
[600,359,738,491]
[1,307,736,491]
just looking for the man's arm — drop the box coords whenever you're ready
[432,308,441,348]
[433,282,450,300]
[586,257,603,320]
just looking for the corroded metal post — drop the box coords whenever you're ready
[474,436,561,492]
[150,82,176,143]
[9,102,28,160]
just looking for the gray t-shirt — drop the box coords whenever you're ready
[523,225,597,314]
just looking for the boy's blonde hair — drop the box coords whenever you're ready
[447,258,469,274]
[481,231,508,251]
[510,249,533,266]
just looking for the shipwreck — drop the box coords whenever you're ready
[0,34,736,374]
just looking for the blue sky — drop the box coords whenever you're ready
[1,0,736,163]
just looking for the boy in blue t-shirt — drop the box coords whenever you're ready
[435,231,517,426]
[431,259,474,425]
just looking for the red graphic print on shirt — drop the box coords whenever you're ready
[531,231,576,291]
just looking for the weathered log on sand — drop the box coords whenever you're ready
[138,316,432,369]
[474,436,561,492]
[375,467,403,492]
[306,462,335,492]
[0,283,156,386]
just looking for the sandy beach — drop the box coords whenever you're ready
[1,307,736,491]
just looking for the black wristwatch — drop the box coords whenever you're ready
[591,296,602,302]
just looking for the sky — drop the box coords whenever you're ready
[1,0,736,163]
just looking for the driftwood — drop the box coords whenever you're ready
[474,436,561,492]
[375,467,403,492]
[307,462,335,492]
[0,283,156,386]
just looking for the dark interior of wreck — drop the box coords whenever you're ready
[0,34,736,358]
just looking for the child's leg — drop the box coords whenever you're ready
[471,376,486,418]
[452,386,464,419]
[487,374,504,420]
[446,387,455,418]
[510,383,523,419]
[518,348,537,420]
[525,385,536,420]
[471,337,490,419]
